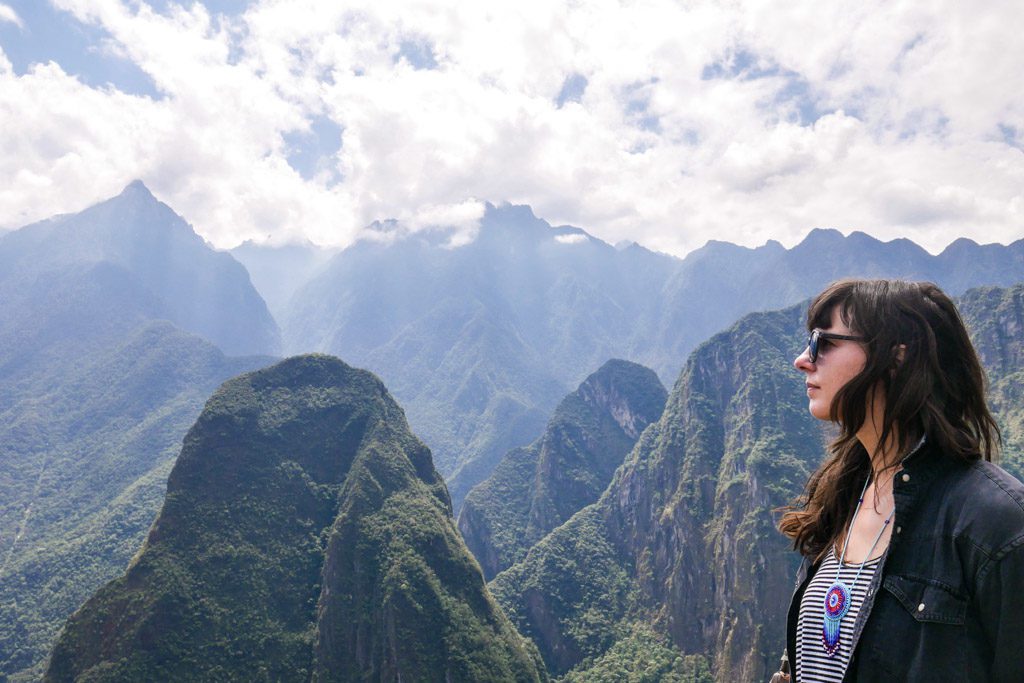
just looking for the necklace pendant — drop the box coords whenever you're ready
[822,580,851,657]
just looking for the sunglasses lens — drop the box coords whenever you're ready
[807,330,818,362]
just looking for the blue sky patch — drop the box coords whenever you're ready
[998,123,1021,150]
[1,1,163,98]
[774,74,828,125]
[141,0,248,19]
[622,79,661,133]
[395,38,438,70]
[284,115,345,185]
[556,73,587,107]
[701,48,776,81]
[703,47,828,125]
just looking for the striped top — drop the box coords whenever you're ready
[796,547,881,682]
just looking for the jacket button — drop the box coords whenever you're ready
[896,526,902,534]
[917,603,926,612]
[901,473,911,483]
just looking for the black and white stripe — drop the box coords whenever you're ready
[796,548,880,682]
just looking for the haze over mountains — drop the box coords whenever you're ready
[248,197,1024,511]
[0,184,278,680]
[2,181,1023,681]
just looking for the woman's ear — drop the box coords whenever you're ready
[893,344,906,368]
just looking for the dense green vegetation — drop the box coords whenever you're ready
[0,318,270,681]
[0,182,280,680]
[958,284,1024,480]
[46,355,545,682]
[491,304,818,681]
[460,359,666,579]
[561,625,712,683]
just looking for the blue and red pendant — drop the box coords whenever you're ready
[822,581,851,657]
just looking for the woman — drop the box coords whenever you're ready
[777,279,1024,682]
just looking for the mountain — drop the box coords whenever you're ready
[281,204,679,510]
[272,203,1024,510]
[958,284,1024,481]
[490,283,1024,681]
[490,303,816,680]
[0,184,282,680]
[458,359,666,580]
[0,180,280,357]
[45,355,546,683]
[0,318,269,681]
[230,239,336,322]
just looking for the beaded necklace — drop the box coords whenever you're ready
[821,475,894,657]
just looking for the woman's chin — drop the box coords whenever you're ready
[808,400,831,421]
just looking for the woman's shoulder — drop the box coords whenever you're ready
[944,459,1024,554]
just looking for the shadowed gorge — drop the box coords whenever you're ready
[459,359,667,579]
[44,355,545,683]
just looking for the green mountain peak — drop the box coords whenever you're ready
[46,355,545,683]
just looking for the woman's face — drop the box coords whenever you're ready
[794,306,868,421]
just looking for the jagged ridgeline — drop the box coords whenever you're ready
[459,359,667,580]
[45,355,546,683]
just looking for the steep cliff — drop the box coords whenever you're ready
[492,304,818,680]
[959,284,1024,480]
[45,355,545,683]
[459,359,666,579]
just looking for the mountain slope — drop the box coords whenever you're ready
[0,184,282,680]
[958,284,1024,481]
[0,315,269,681]
[0,180,279,357]
[491,303,817,680]
[281,204,678,506]
[45,355,546,683]
[459,359,666,579]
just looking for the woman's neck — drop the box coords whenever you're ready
[857,430,903,481]
[857,389,900,478]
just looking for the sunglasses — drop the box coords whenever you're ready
[805,329,865,363]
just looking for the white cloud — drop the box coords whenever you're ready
[555,233,587,245]
[0,0,1022,256]
[0,3,23,29]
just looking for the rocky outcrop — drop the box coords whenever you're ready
[459,359,666,579]
[493,305,821,679]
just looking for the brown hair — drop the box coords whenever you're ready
[778,279,1000,560]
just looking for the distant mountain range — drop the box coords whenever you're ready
[3,182,1023,681]
[261,201,1024,510]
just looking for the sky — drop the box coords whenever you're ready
[0,0,1021,256]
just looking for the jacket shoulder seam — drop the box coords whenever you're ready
[972,462,1024,515]
[976,534,1024,585]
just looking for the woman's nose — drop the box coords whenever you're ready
[794,347,813,372]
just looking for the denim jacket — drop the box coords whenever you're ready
[785,442,1024,682]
